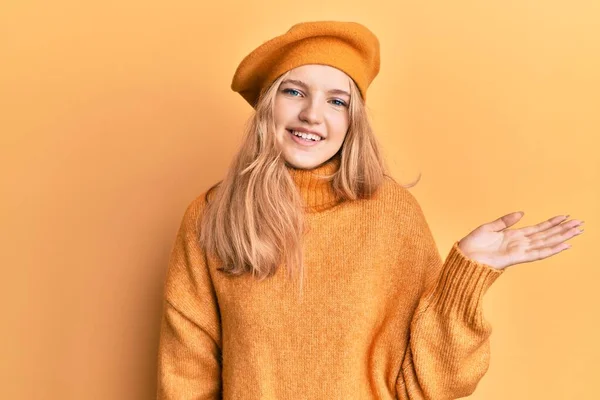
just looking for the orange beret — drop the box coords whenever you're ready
[231,21,381,108]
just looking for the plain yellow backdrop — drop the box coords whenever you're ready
[1,1,598,399]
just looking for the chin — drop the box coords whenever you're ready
[284,154,326,170]
[284,159,314,170]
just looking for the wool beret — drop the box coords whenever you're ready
[231,21,381,108]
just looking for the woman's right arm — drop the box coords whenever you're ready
[157,197,222,399]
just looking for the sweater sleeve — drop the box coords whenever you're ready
[157,196,222,399]
[395,196,505,400]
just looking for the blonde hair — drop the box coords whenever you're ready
[199,70,420,293]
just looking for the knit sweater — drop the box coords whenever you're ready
[157,155,505,400]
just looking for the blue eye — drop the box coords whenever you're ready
[283,88,301,96]
[282,88,347,107]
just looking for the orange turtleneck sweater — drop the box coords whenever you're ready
[157,155,505,399]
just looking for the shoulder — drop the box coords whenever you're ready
[178,181,222,231]
[376,176,438,258]
[366,175,433,236]
[190,181,222,212]
[374,175,425,214]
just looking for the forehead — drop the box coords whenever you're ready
[285,64,351,92]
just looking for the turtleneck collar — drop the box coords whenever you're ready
[285,153,343,213]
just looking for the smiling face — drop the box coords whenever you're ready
[274,64,351,170]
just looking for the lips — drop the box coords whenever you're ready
[287,128,325,139]
[287,129,322,146]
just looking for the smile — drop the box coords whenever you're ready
[287,129,323,147]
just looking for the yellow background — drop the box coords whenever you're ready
[2,0,598,398]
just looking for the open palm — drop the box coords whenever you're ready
[457,212,585,270]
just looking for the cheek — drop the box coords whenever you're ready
[273,101,294,126]
[331,114,349,137]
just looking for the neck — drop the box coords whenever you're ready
[285,154,343,213]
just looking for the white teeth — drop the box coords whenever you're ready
[290,130,321,141]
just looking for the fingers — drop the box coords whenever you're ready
[520,215,582,237]
[528,218,584,241]
[527,241,572,262]
[528,221,585,250]
[509,214,585,266]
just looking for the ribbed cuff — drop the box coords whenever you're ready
[427,241,505,326]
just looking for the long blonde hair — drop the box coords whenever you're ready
[199,70,420,291]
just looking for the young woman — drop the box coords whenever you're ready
[157,21,584,399]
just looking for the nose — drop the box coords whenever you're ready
[298,98,324,125]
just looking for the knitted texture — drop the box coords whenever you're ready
[231,21,380,108]
[157,156,505,399]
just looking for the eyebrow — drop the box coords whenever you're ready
[281,79,351,98]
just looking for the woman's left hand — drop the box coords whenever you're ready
[457,212,585,270]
